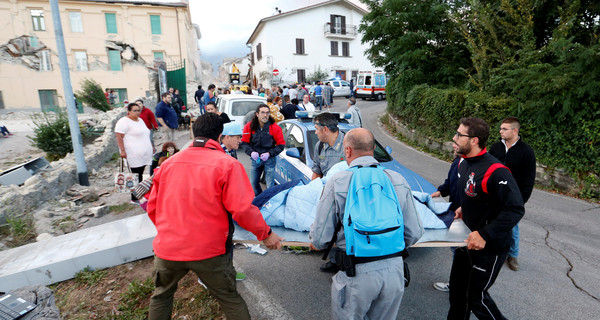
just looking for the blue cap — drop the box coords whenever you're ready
[222,122,243,136]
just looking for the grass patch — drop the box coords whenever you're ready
[53,257,225,319]
[117,277,155,319]
[5,213,37,247]
[74,267,108,286]
[109,203,136,214]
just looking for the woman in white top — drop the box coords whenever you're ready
[115,102,153,201]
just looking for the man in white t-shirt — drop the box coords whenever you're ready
[299,94,315,112]
[288,85,298,101]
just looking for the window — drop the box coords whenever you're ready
[69,12,83,32]
[39,50,52,71]
[295,38,305,54]
[342,42,350,57]
[74,51,88,71]
[150,15,161,35]
[153,51,164,61]
[108,49,121,71]
[105,13,117,34]
[113,88,128,103]
[39,90,59,112]
[286,125,306,163]
[330,14,346,34]
[31,9,45,31]
[297,69,306,83]
[256,43,262,60]
[330,41,338,56]
[30,36,39,48]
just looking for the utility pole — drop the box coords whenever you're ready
[49,0,89,186]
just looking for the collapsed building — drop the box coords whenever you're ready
[0,0,202,110]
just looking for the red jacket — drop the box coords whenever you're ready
[147,139,271,261]
[139,106,158,130]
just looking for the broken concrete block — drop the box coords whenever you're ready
[36,233,54,242]
[89,205,109,218]
[81,191,100,203]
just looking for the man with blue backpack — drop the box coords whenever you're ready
[309,128,424,320]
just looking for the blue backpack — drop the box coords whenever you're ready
[343,165,405,258]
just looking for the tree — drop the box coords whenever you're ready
[75,78,111,112]
[360,0,471,96]
[307,66,329,83]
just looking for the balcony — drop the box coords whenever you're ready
[323,23,358,39]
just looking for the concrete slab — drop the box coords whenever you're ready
[0,214,157,291]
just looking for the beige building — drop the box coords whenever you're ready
[0,0,201,111]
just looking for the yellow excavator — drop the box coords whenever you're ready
[229,63,248,92]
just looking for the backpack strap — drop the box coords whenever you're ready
[322,219,343,260]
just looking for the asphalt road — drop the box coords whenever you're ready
[233,98,600,319]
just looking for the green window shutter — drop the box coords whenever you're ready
[30,36,38,47]
[150,15,161,35]
[105,13,117,33]
[153,52,164,60]
[108,50,121,71]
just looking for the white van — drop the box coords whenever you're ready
[215,94,267,125]
[355,70,388,101]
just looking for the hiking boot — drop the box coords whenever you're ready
[319,261,339,273]
[507,257,519,271]
[236,272,246,281]
[433,282,450,292]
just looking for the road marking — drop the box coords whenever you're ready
[234,264,295,320]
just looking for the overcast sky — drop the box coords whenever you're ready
[188,0,365,70]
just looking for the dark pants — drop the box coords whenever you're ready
[448,248,508,320]
[149,254,250,320]
[130,166,145,201]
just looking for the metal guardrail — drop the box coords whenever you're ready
[323,23,358,37]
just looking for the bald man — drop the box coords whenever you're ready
[309,128,424,320]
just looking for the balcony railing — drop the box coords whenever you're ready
[323,23,358,38]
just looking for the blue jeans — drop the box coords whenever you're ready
[250,157,275,196]
[315,96,323,110]
[508,223,519,258]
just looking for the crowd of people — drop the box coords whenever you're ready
[110,82,532,319]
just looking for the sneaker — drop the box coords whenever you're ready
[433,282,450,292]
[507,257,519,271]
[236,272,246,281]
[197,277,207,289]
[130,200,139,205]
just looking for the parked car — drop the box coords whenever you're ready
[273,112,436,193]
[215,94,267,125]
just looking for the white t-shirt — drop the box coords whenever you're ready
[115,116,153,168]
[300,102,315,112]
[288,88,298,100]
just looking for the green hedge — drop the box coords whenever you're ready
[388,83,599,177]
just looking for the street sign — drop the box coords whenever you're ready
[273,69,279,76]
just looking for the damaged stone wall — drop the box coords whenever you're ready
[105,40,146,66]
[0,109,126,219]
[0,35,50,70]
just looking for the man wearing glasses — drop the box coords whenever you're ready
[489,117,536,272]
[448,117,524,320]
[241,104,285,196]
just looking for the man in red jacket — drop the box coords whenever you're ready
[147,113,283,320]
[241,104,285,196]
[136,99,158,149]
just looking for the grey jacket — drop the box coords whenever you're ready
[309,156,424,251]
[348,105,363,127]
